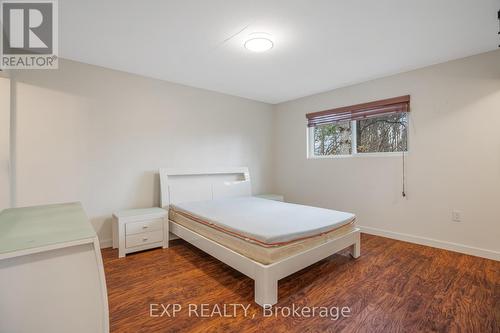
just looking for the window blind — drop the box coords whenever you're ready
[306,95,410,127]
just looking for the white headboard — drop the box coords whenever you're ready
[159,167,251,209]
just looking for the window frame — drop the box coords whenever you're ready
[307,113,410,159]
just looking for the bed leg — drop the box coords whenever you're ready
[163,219,169,249]
[254,275,277,307]
[350,232,361,258]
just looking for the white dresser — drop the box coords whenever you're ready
[112,207,168,258]
[0,202,109,333]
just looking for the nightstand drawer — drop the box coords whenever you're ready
[113,207,167,257]
[126,230,163,248]
[125,218,163,235]
[255,194,284,202]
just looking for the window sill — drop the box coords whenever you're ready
[307,152,408,159]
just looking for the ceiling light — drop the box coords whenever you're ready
[244,33,274,53]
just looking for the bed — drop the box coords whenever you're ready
[160,167,360,307]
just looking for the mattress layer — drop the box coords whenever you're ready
[170,197,355,245]
[169,210,355,265]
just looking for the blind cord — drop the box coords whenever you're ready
[402,150,406,198]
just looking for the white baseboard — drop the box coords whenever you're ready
[98,227,499,261]
[99,238,112,249]
[360,226,500,261]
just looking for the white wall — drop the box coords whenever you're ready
[0,77,10,210]
[10,59,274,244]
[6,51,500,259]
[273,50,500,259]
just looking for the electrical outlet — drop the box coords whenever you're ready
[452,210,462,222]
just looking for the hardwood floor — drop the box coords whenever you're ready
[101,234,499,333]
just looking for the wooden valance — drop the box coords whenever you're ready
[306,95,410,127]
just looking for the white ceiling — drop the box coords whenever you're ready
[60,0,500,104]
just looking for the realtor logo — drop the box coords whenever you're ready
[1,0,58,69]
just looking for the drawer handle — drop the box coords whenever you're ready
[142,225,148,229]
[142,237,148,242]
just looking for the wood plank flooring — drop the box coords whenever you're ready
[101,234,499,332]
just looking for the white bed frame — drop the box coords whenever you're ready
[159,167,360,307]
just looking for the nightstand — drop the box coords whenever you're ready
[255,194,285,202]
[112,207,168,258]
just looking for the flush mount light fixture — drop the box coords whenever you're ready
[244,33,274,53]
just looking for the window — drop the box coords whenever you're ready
[356,113,408,153]
[313,121,352,155]
[307,95,409,157]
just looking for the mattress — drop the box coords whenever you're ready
[169,197,356,264]
[171,197,355,246]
